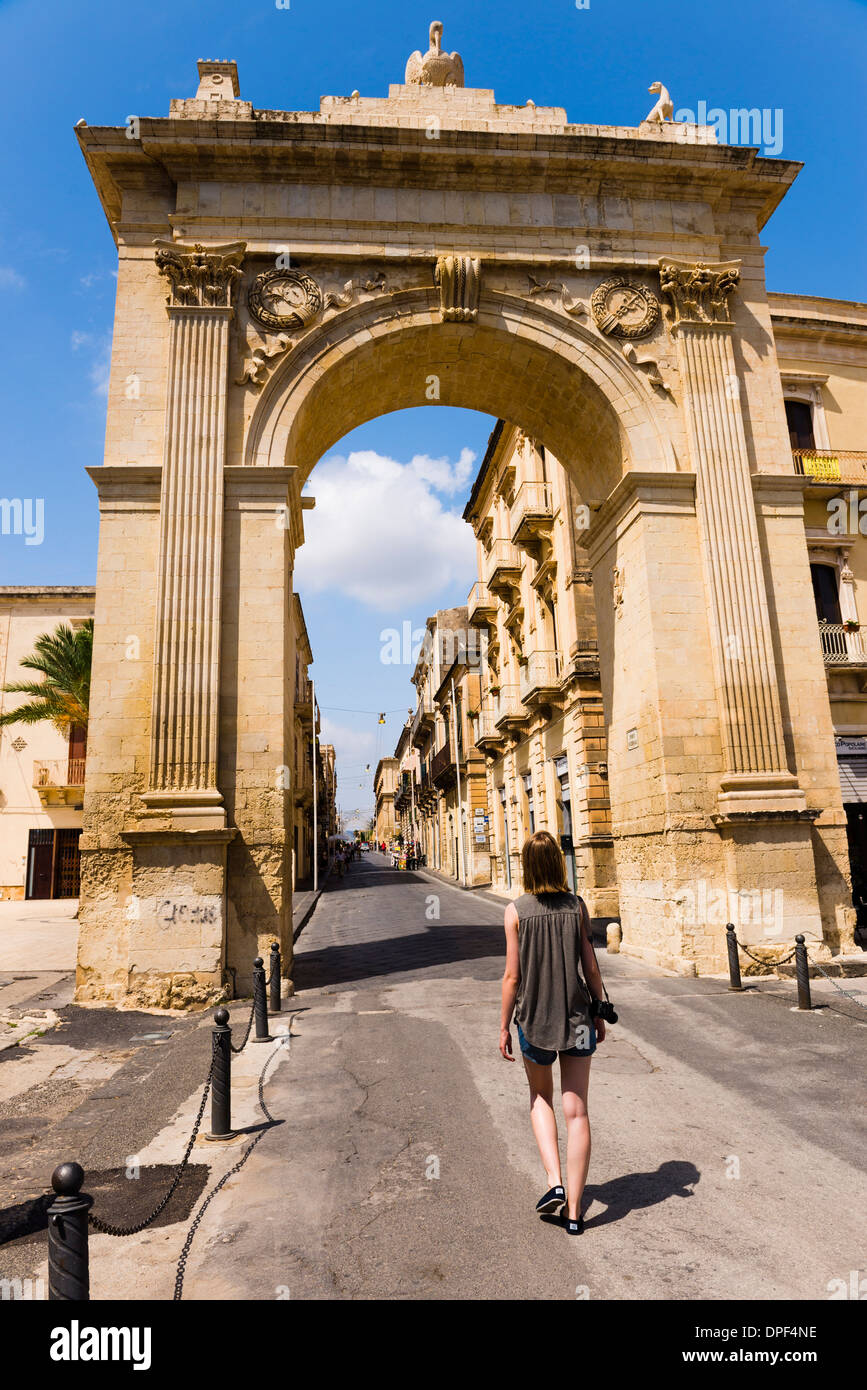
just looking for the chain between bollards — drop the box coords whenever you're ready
[48,1162,93,1301]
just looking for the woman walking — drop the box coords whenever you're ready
[499,830,609,1234]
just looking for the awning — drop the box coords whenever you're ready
[838,755,867,803]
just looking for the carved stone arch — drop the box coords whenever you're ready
[244,285,678,497]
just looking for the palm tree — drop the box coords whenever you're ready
[0,620,93,735]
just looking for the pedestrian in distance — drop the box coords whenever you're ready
[499,830,615,1235]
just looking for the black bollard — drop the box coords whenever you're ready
[207,1007,235,1140]
[725,923,742,991]
[795,934,812,1010]
[48,1162,93,1301]
[269,941,282,1015]
[252,957,272,1042]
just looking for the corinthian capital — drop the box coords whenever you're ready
[154,239,246,309]
[658,258,740,328]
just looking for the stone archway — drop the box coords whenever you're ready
[74,43,854,1005]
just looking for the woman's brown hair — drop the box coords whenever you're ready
[521,830,569,895]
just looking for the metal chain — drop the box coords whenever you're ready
[732,932,798,967]
[173,1044,282,1300]
[89,1041,218,1237]
[733,929,867,1012]
[230,996,258,1053]
[804,952,867,1012]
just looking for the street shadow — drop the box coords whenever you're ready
[0,1163,212,1247]
[581,1161,700,1228]
[294,920,504,989]
[323,868,430,891]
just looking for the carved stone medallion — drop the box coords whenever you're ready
[591,278,660,339]
[248,268,323,333]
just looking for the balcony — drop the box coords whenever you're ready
[33,758,86,807]
[793,449,867,485]
[510,482,554,546]
[473,706,505,751]
[394,771,413,810]
[410,690,435,747]
[430,740,462,787]
[467,581,498,628]
[493,684,530,730]
[486,539,522,598]
[417,766,437,806]
[819,620,867,669]
[295,676,313,724]
[519,650,564,705]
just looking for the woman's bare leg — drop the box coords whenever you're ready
[522,1057,561,1188]
[559,1055,592,1219]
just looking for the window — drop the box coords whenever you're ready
[785,399,815,451]
[554,755,576,892]
[523,772,535,834]
[811,564,842,624]
[499,785,511,887]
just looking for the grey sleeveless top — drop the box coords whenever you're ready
[513,892,593,1051]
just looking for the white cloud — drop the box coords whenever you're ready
[294,448,478,609]
[0,266,25,291]
[70,330,92,351]
[319,717,377,824]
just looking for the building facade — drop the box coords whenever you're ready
[772,293,867,940]
[0,588,95,900]
[463,428,617,915]
[374,757,398,846]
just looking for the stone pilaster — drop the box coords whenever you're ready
[659,258,805,816]
[144,241,245,823]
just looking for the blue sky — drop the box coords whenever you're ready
[0,0,864,825]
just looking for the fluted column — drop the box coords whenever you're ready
[659,258,804,814]
[143,240,245,816]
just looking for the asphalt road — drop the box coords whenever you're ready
[3,853,865,1301]
[176,853,867,1301]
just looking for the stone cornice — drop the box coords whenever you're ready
[86,464,162,507]
[76,118,801,243]
[583,470,697,564]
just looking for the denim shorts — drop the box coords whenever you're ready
[516,1020,596,1065]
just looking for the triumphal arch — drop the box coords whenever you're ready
[75,24,853,1005]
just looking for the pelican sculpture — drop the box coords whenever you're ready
[405,21,465,88]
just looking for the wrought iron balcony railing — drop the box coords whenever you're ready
[793,449,867,483]
[819,619,867,666]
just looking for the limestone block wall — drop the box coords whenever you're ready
[77,473,161,1001]
[221,469,295,994]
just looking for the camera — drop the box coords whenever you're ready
[590,997,618,1025]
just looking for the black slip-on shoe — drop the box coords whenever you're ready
[536,1185,566,1215]
[564,1213,585,1235]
